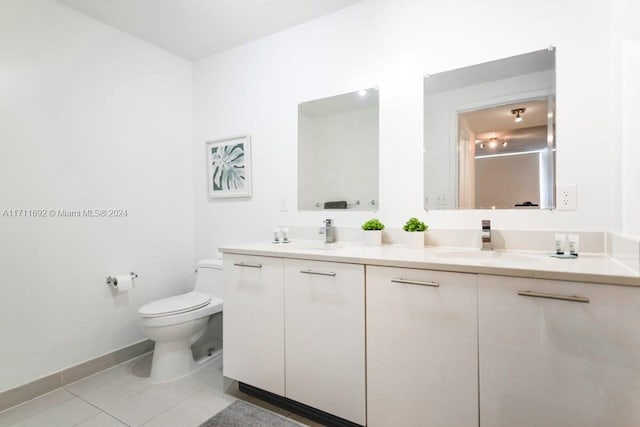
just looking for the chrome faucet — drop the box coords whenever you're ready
[319,219,334,243]
[481,220,492,251]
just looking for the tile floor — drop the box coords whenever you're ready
[0,354,323,427]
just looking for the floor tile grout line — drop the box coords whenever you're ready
[71,394,131,426]
[71,374,216,427]
[83,382,154,413]
[139,395,237,427]
[2,357,232,427]
[0,355,149,419]
[63,353,152,397]
[65,387,86,399]
[138,379,222,426]
[0,388,76,422]
[1,394,107,427]
[2,374,134,425]
[4,380,313,427]
[64,374,151,403]
[67,359,162,411]
[64,372,128,397]
[0,379,137,426]
[72,357,221,426]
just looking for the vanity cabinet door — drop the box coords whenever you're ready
[366,266,478,427]
[223,254,285,396]
[284,259,366,425]
[478,275,640,427]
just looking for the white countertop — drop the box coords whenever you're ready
[219,240,640,287]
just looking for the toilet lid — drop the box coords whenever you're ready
[139,292,212,318]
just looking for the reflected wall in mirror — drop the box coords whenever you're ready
[298,88,379,211]
[424,48,556,210]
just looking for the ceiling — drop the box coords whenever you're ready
[462,99,548,135]
[299,88,379,117]
[57,0,362,60]
[460,99,552,156]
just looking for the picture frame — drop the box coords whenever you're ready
[206,135,252,199]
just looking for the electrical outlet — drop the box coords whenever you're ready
[435,194,448,209]
[556,185,577,210]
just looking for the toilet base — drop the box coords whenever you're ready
[149,339,195,382]
[149,341,221,383]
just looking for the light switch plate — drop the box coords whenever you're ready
[279,197,288,212]
[556,185,577,210]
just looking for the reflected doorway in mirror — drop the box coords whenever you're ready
[424,48,556,210]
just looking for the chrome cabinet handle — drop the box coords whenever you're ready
[300,269,336,277]
[233,262,262,269]
[391,278,440,287]
[518,290,589,303]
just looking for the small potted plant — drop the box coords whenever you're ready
[403,217,427,249]
[361,218,385,246]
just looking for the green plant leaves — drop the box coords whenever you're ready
[403,217,427,232]
[362,218,385,230]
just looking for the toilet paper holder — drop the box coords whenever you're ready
[106,272,138,287]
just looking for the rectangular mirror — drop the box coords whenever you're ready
[424,48,556,210]
[298,88,379,211]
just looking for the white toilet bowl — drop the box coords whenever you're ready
[138,259,223,382]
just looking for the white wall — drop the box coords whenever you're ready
[0,0,194,391]
[193,0,618,258]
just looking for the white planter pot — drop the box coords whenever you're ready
[405,231,425,249]
[362,230,382,246]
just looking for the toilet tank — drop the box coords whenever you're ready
[194,258,223,298]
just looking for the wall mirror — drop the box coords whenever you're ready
[424,48,556,210]
[298,88,379,211]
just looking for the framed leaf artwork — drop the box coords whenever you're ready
[206,135,252,198]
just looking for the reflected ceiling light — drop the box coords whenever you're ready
[358,89,368,96]
[476,149,546,159]
[489,138,498,149]
[480,143,485,149]
[502,141,508,147]
[511,107,526,123]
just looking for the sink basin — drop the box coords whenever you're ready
[432,249,537,263]
[285,242,344,251]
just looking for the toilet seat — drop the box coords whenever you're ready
[139,292,211,318]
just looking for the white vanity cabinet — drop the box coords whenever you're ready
[366,265,479,427]
[478,275,640,427]
[223,254,285,396]
[284,259,366,425]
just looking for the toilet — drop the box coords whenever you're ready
[138,259,223,382]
